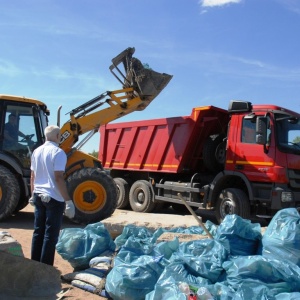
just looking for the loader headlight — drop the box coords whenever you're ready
[281,192,293,202]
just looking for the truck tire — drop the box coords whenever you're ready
[129,180,156,213]
[216,188,250,223]
[67,168,118,224]
[114,177,130,209]
[0,165,20,221]
[203,134,226,172]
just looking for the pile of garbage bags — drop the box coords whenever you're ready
[56,208,300,300]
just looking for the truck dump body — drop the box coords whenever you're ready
[99,105,229,174]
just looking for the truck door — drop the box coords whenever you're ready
[233,114,275,182]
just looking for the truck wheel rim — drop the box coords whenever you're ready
[73,180,106,212]
[221,199,234,217]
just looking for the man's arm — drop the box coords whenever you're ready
[54,171,71,202]
[30,171,35,194]
[18,130,26,138]
[55,171,75,218]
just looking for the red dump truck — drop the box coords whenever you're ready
[99,100,300,223]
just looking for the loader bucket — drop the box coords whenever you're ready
[110,47,173,110]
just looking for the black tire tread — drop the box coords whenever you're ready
[114,177,130,209]
[67,168,117,224]
[203,134,226,172]
[216,187,250,223]
[0,165,20,221]
[129,180,156,213]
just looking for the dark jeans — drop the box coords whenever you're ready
[31,194,65,265]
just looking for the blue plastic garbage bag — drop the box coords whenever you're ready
[154,237,179,259]
[215,214,262,256]
[275,292,300,300]
[56,222,116,270]
[262,208,300,266]
[115,228,179,260]
[223,255,300,296]
[145,261,211,300]
[209,282,236,300]
[172,239,229,283]
[105,255,165,300]
[114,246,147,266]
[114,224,154,251]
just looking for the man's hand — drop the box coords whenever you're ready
[65,200,75,218]
[29,197,34,206]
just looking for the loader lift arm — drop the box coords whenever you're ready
[59,47,172,153]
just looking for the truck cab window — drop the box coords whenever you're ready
[242,118,256,143]
[276,114,300,154]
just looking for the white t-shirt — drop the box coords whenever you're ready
[30,141,67,202]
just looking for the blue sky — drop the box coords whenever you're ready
[1,0,300,153]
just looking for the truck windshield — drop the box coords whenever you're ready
[275,113,300,154]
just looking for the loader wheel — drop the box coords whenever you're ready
[114,177,130,209]
[203,134,226,173]
[129,180,156,213]
[0,165,20,221]
[216,188,250,224]
[13,196,29,213]
[67,168,117,224]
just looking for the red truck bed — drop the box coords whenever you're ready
[99,106,229,173]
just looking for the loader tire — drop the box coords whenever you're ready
[0,165,20,221]
[114,177,130,209]
[129,180,156,213]
[215,188,250,224]
[67,168,118,224]
[203,134,226,173]
[13,196,29,213]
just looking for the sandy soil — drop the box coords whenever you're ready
[0,205,107,300]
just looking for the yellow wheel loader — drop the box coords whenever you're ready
[0,47,172,223]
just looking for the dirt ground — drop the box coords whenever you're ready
[0,205,109,300]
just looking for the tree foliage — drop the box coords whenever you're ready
[89,150,98,158]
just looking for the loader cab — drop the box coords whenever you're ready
[0,95,49,169]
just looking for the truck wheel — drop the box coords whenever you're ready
[216,188,250,223]
[203,134,226,172]
[114,177,130,209]
[67,168,117,224]
[0,165,20,221]
[129,180,156,213]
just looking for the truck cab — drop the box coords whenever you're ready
[224,102,300,218]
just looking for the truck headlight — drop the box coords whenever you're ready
[281,192,293,202]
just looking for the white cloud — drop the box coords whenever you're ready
[201,0,242,7]
[276,0,300,15]
[0,59,22,76]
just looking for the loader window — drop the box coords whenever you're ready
[2,104,39,168]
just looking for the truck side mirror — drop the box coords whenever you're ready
[256,116,267,145]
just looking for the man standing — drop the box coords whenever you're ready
[30,125,75,266]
